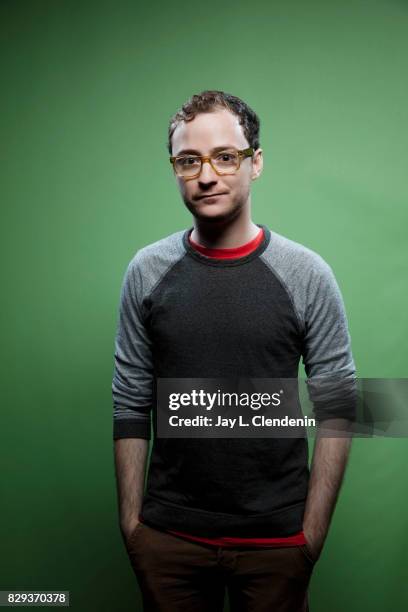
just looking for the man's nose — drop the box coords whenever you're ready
[198,159,218,182]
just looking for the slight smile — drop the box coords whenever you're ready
[197,193,227,200]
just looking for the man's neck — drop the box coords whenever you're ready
[189,211,260,249]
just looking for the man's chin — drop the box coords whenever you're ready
[185,201,241,223]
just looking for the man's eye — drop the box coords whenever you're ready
[180,157,199,166]
[216,153,234,161]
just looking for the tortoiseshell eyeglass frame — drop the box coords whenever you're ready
[169,147,254,178]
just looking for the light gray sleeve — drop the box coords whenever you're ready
[302,258,357,423]
[112,255,154,439]
[261,231,357,423]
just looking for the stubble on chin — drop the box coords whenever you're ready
[183,197,244,224]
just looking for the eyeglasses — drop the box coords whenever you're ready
[169,147,254,179]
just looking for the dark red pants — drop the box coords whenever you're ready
[126,522,317,612]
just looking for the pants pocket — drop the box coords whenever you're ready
[297,543,317,566]
[128,522,145,547]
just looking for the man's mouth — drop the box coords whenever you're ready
[196,193,227,200]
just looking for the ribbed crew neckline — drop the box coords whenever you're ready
[182,223,271,267]
[189,226,264,259]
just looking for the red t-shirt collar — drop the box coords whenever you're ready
[188,227,264,259]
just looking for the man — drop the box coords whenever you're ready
[112,90,356,612]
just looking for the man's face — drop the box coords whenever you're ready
[171,108,263,224]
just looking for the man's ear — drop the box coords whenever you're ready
[251,148,263,180]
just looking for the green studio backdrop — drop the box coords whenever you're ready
[1,0,407,610]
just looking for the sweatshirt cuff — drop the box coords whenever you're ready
[313,400,357,423]
[113,418,151,440]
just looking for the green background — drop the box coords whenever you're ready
[1,0,407,610]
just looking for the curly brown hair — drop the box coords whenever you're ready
[167,90,260,155]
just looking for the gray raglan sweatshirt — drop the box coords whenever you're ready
[111,223,356,537]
